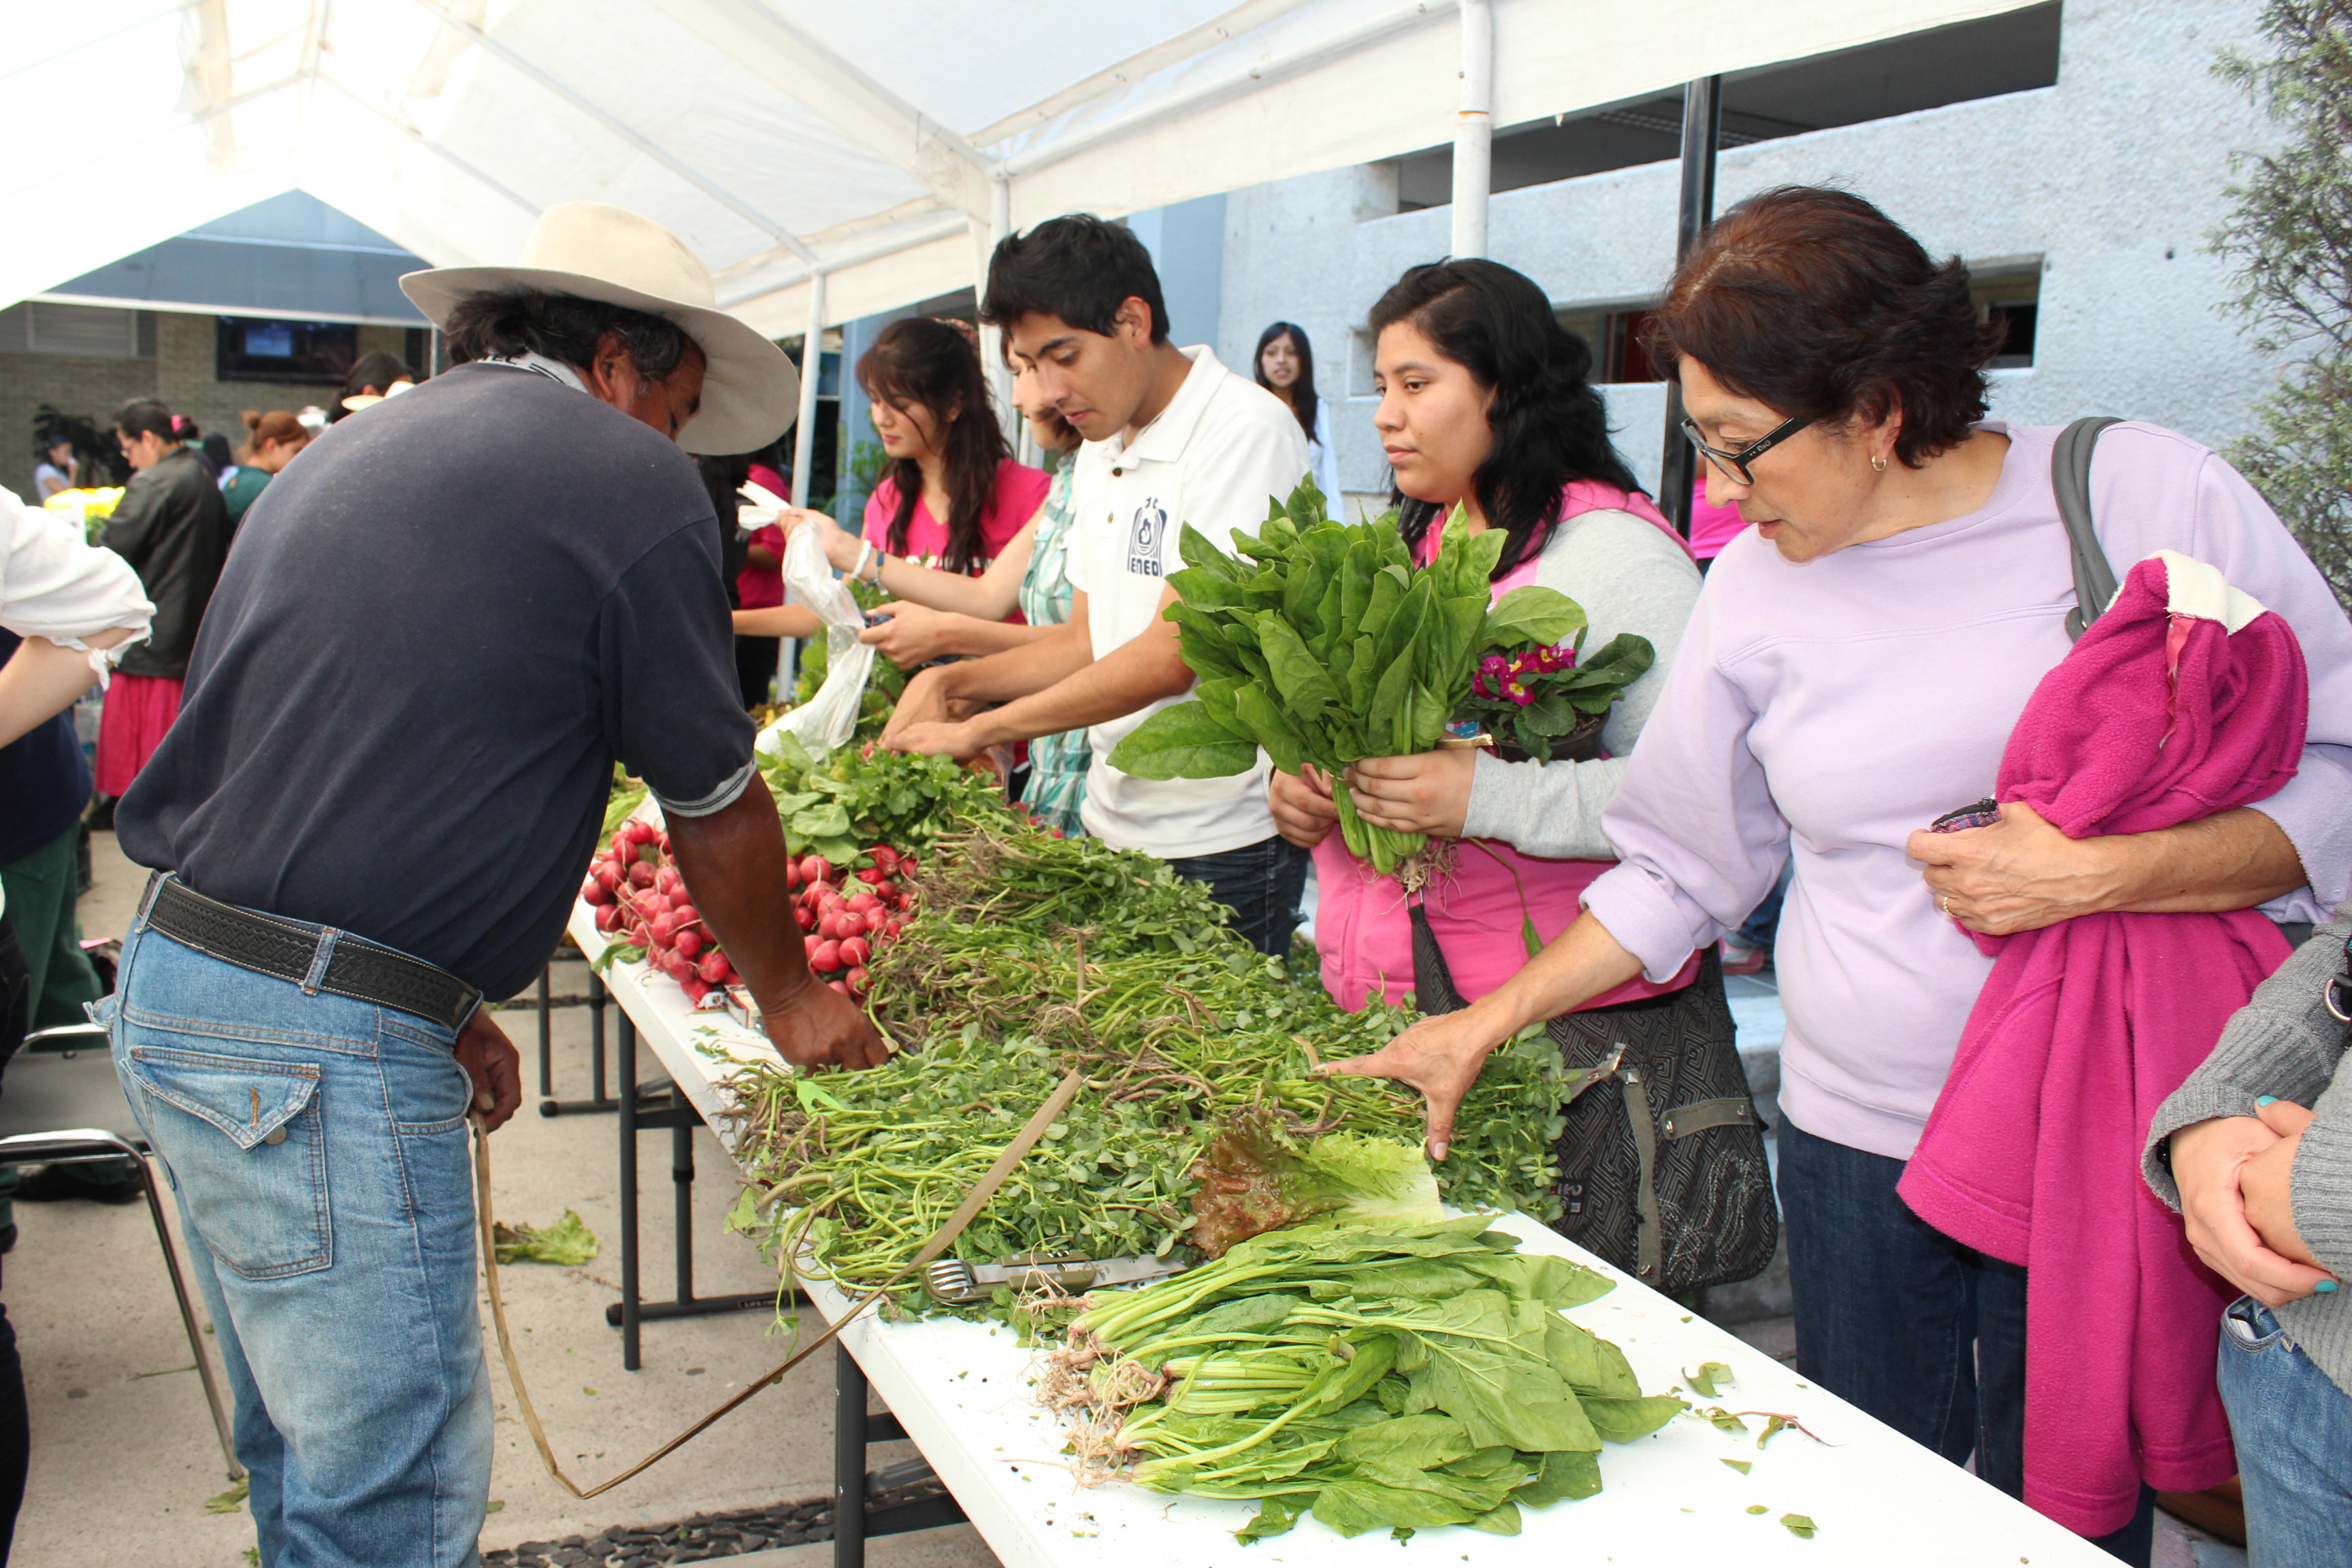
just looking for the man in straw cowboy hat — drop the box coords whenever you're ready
[103,202,885,1564]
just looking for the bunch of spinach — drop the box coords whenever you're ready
[1107,482,1586,875]
[758,732,1007,867]
[1057,1217,1685,1541]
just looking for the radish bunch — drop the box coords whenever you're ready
[580,818,738,1007]
[791,843,916,1001]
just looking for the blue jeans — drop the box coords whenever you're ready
[1778,1118,2155,1564]
[2218,1296,2352,1567]
[103,911,491,1568]
[1165,834,1309,957]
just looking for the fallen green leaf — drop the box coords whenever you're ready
[1684,1361,1733,1398]
[1746,1504,1768,1514]
[493,1210,600,1266]
[204,1477,248,1515]
[1782,1512,1818,1538]
[1720,1458,1751,1475]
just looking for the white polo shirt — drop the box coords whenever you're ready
[1066,346,1311,859]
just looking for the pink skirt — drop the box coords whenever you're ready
[95,674,182,796]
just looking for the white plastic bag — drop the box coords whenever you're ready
[757,517,874,760]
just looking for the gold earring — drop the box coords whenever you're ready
[1871,455,1887,472]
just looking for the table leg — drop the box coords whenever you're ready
[673,1120,695,1306]
[619,1009,641,1372]
[834,1343,867,1568]
[540,967,621,1118]
[535,963,552,1098]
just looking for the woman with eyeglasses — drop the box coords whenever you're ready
[1326,186,2352,1565]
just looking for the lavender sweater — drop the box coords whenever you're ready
[1583,422,2352,1160]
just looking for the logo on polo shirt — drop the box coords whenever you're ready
[1126,498,1169,577]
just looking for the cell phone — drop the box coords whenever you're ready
[1929,796,2002,834]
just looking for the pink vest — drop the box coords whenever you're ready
[1314,483,1703,1012]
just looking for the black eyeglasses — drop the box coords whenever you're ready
[1680,413,1810,485]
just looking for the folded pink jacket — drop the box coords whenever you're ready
[1897,550,2306,1536]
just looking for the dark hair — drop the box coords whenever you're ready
[325,350,417,423]
[442,290,691,390]
[1254,322,1321,448]
[114,398,178,444]
[1644,186,2006,469]
[1367,259,1642,576]
[37,406,122,484]
[858,317,1012,574]
[980,214,1169,344]
[201,431,233,470]
[697,453,754,608]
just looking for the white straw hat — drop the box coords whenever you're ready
[400,201,797,455]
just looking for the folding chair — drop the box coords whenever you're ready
[0,1024,241,1479]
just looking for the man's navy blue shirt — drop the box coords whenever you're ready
[118,362,755,999]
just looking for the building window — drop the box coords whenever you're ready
[0,301,150,359]
[1972,265,2041,370]
[215,316,360,385]
[1555,305,1665,384]
[1385,1,2061,210]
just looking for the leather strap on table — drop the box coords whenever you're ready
[472,1065,1088,1500]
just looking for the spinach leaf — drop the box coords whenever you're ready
[1104,702,1259,779]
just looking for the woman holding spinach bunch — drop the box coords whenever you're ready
[1270,257,1703,1015]
[1326,187,2352,1564]
[783,360,1092,835]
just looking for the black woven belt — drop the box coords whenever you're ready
[144,875,482,1032]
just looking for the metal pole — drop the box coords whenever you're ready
[672,1122,696,1305]
[619,1009,641,1371]
[980,174,1014,419]
[834,1345,868,1568]
[1450,0,1494,260]
[1657,74,1722,537]
[535,962,551,1098]
[789,272,826,509]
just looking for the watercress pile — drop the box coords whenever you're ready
[1107,481,1586,875]
[725,819,1568,1311]
[1048,1216,1685,1542]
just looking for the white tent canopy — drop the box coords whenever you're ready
[10,0,2044,340]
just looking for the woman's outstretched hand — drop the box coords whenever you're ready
[1318,1004,1511,1162]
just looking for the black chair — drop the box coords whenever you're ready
[1,1024,240,1479]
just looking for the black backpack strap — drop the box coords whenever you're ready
[2054,416,2125,640]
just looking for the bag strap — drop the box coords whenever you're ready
[2053,416,2125,640]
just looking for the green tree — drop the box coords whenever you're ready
[2212,2,2352,608]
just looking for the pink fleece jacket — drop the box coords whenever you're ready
[1897,551,2307,1536]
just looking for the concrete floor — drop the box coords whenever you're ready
[10,832,998,1568]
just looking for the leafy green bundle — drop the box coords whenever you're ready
[1107,483,1584,874]
[725,821,1567,1309]
[1055,1218,1685,1541]
[757,733,1006,868]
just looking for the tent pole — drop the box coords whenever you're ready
[981,173,1015,425]
[790,272,826,509]
[1657,74,1721,536]
[1450,0,1493,260]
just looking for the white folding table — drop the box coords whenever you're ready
[565,907,2114,1568]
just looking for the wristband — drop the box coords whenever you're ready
[867,551,888,586]
[851,540,874,581]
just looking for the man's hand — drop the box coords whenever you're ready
[860,602,964,668]
[1908,800,2123,935]
[762,972,891,1071]
[885,718,984,760]
[881,665,955,746]
[1318,1003,1511,1162]
[2172,1112,2336,1305]
[1270,767,1339,850]
[1347,749,1477,839]
[456,1006,524,1131]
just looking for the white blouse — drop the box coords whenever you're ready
[2,485,154,670]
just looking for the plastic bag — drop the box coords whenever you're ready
[759,518,873,759]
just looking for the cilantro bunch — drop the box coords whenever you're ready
[1107,481,1586,875]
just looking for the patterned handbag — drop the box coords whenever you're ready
[1411,908,1778,1294]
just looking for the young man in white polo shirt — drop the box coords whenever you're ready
[883,215,1311,952]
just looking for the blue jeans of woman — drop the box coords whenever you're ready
[103,909,491,1568]
[1166,834,1309,957]
[1778,1117,2155,1564]
[2218,1296,2352,1567]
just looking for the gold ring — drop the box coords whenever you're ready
[1939,895,1953,917]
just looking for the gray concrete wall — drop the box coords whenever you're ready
[1218,0,2285,512]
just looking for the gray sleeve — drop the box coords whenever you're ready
[2144,905,2352,1209]
[1458,510,1702,860]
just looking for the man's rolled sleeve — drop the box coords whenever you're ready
[599,521,755,813]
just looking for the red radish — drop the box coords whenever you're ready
[804,934,823,960]
[595,905,623,932]
[812,940,843,973]
[784,861,801,890]
[697,952,730,984]
[857,867,889,887]
[827,980,851,997]
[664,953,695,984]
[651,917,679,948]
[869,845,900,870]
[581,878,607,906]
[672,904,699,928]
[800,855,829,885]
[847,965,870,992]
[885,919,904,939]
[846,892,882,917]
[682,977,710,1004]
[627,860,657,889]
[594,863,621,892]
[674,930,704,960]
[839,936,869,968]
[624,819,656,845]
[794,906,815,932]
